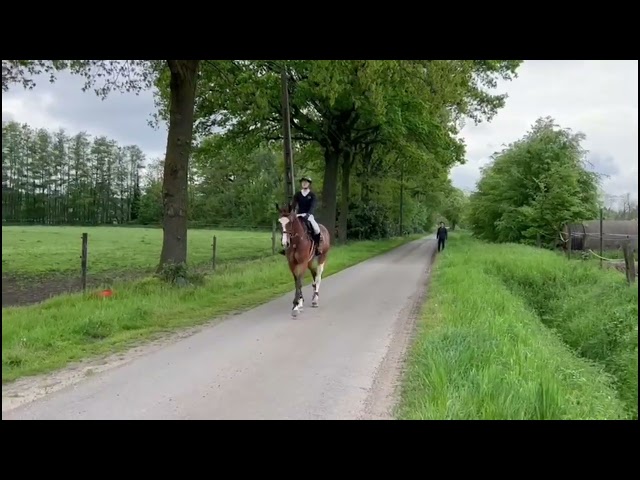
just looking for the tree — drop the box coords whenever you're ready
[467,116,601,245]
[602,193,639,220]
[440,186,468,230]
[3,60,200,274]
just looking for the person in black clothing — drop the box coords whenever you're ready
[436,222,448,252]
[280,176,323,255]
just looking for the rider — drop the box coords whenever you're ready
[291,176,322,252]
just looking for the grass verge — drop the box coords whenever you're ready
[2,235,421,383]
[397,233,636,420]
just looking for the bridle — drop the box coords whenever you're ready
[279,213,299,246]
[279,212,315,262]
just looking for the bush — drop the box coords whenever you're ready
[347,201,394,240]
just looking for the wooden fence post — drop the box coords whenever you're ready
[212,235,217,270]
[599,208,604,269]
[272,221,276,255]
[622,240,635,285]
[536,233,541,248]
[81,233,88,292]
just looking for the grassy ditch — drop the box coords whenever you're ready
[397,234,636,420]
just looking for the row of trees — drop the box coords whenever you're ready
[465,116,636,246]
[2,121,144,225]
[2,60,523,273]
[1,118,467,237]
[602,193,638,221]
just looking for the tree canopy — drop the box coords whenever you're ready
[154,60,522,237]
[466,116,601,245]
[3,59,524,275]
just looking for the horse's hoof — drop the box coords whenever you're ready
[311,301,318,308]
[291,309,299,318]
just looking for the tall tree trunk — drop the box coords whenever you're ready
[360,145,374,203]
[338,151,353,244]
[319,146,339,240]
[158,59,200,271]
[361,175,370,203]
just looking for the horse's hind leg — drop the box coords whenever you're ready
[308,261,319,307]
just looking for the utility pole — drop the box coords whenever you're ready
[399,160,404,236]
[281,69,295,205]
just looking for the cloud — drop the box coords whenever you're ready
[2,61,638,201]
[1,71,168,163]
[450,60,639,201]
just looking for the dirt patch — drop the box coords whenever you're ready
[3,275,84,308]
[1,272,148,308]
[359,240,437,420]
[2,260,261,309]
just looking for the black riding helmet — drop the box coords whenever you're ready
[300,176,312,184]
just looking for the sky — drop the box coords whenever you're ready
[2,60,638,202]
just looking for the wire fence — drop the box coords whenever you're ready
[2,222,281,291]
[2,222,287,309]
[559,223,637,285]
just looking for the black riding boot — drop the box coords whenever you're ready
[314,233,322,254]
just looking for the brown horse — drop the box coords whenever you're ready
[276,203,331,317]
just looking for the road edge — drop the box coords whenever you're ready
[358,239,437,420]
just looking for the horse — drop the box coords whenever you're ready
[276,203,331,317]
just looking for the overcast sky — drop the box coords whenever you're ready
[2,60,638,201]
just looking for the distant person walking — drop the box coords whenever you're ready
[436,222,448,252]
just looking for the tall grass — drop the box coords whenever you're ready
[491,247,638,419]
[2,235,420,383]
[397,234,635,420]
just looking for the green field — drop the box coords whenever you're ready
[397,233,638,420]
[2,226,273,276]
[2,234,421,383]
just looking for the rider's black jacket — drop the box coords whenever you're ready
[292,190,317,216]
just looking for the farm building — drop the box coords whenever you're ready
[561,219,638,251]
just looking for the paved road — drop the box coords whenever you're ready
[3,238,436,420]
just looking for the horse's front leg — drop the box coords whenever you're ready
[308,262,319,307]
[291,272,304,317]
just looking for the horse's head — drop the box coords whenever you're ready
[275,202,297,248]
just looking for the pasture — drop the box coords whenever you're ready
[2,234,421,383]
[2,225,273,276]
[2,225,274,307]
[397,233,638,420]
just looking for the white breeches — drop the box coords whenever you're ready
[298,213,320,234]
